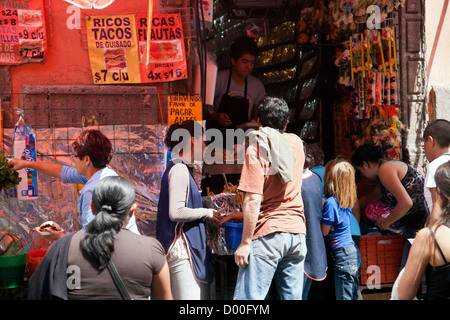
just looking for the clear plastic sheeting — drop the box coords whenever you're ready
[0,124,167,246]
[202,193,242,255]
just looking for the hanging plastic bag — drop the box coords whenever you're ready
[13,111,38,200]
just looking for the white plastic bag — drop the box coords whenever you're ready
[13,114,38,200]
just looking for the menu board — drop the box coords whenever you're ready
[86,13,187,84]
[0,0,47,65]
[136,13,187,83]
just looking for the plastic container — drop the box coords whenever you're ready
[0,254,27,289]
[359,234,406,285]
[13,115,38,200]
[222,222,243,250]
[26,250,47,277]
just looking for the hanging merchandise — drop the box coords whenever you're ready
[380,26,397,74]
[334,40,351,85]
[296,6,321,53]
[327,1,405,161]
[327,0,405,40]
[355,115,403,160]
[352,71,399,119]
[13,110,38,200]
[349,32,372,80]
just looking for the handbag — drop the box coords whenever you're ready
[107,260,132,300]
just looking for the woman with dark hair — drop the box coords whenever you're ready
[351,144,428,267]
[398,161,450,299]
[28,177,172,300]
[157,120,220,300]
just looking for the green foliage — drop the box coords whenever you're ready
[0,150,21,192]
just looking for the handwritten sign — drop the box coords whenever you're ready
[168,95,202,126]
[0,0,47,65]
[86,13,187,84]
[136,13,187,83]
[86,14,141,84]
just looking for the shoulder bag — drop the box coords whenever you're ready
[107,260,132,300]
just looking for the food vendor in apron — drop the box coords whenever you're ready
[208,69,250,149]
[216,69,250,130]
[207,37,266,151]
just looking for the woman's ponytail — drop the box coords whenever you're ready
[80,177,135,270]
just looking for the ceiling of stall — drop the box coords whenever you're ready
[216,0,317,20]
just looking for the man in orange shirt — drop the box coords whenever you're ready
[233,97,307,300]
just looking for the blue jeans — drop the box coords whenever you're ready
[233,232,307,300]
[332,243,361,300]
[302,274,313,300]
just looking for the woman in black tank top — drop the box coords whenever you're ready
[397,161,450,299]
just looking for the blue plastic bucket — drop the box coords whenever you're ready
[223,222,243,250]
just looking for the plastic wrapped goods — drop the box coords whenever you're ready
[13,115,38,200]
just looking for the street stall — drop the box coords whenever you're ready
[0,0,202,298]
[0,0,425,300]
[201,0,410,299]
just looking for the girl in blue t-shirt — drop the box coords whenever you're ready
[321,159,361,300]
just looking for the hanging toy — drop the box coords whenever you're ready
[363,30,372,72]
[376,71,382,106]
[350,34,363,79]
[380,26,397,74]
[335,41,351,85]
[391,26,398,70]
[376,31,387,75]
[389,70,398,105]
[342,0,354,25]
[343,0,352,14]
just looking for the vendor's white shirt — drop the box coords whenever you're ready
[424,153,450,213]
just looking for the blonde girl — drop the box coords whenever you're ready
[321,159,361,300]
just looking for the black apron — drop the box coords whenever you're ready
[214,70,250,130]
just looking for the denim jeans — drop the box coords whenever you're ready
[332,243,361,300]
[302,274,313,300]
[233,232,307,300]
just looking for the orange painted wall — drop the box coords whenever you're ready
[10,0,160,94]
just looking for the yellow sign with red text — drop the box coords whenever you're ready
[86,14,141,84]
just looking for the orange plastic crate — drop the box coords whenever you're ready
[359,234,406,285]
